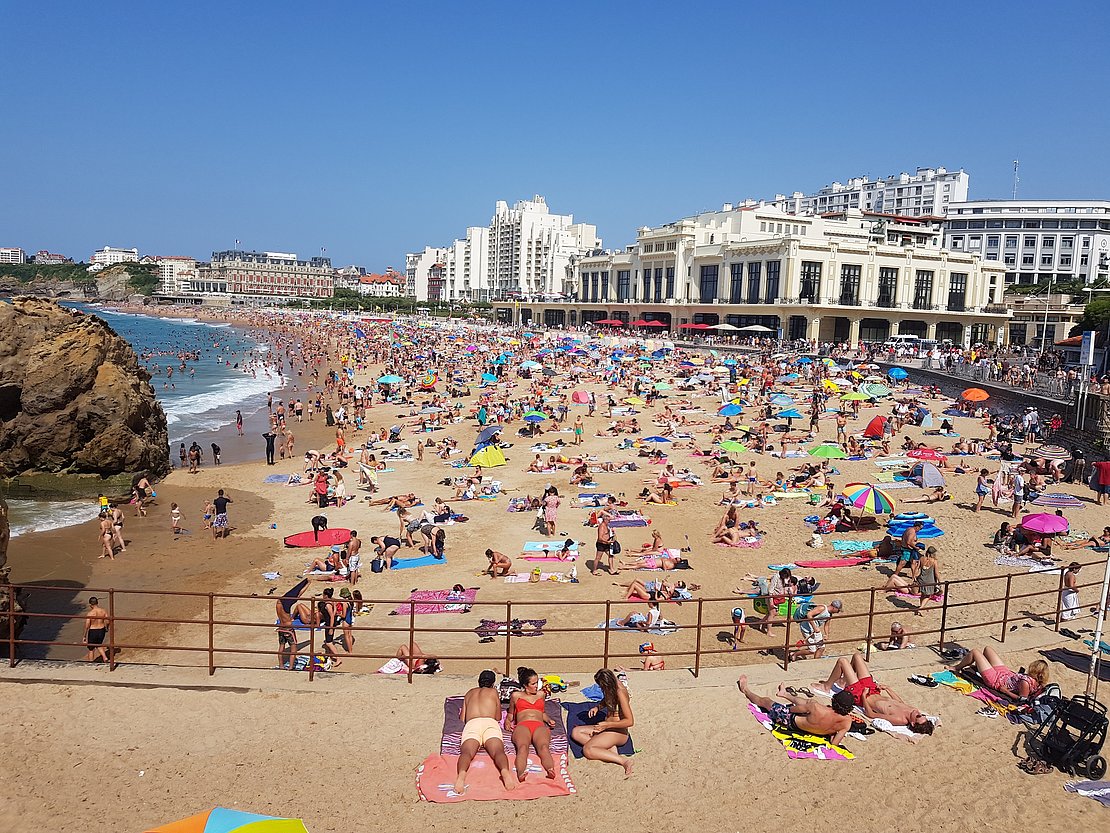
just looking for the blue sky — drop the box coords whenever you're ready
[3,2,1108,268]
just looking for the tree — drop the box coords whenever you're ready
[1069,298,1110,337]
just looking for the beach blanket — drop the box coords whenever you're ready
[715,537,764,549]
[391,588,477,615]
[564,702,635,758]
[832,540,879,553]
[507,497,531,512]
[597,617,677,636]
[416,753,574,802]
[878,480,915,490]
[523,541,580,553]
[392,554,448,570]
[747,704,854,760]
[609,516,650,528]
[1063,779,1110,808]
[377,658,409,674]
[930,670,1017,717]
[994,554,1054,570]
[474,618,547,638]
[264,473,294,484]
[504,572,569,583]
[440,695,568,755]
[793,557,875,568]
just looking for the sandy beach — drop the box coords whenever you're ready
[3,314,1108,831]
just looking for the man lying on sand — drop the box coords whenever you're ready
[812,655,935,734]
[736,675,854,745]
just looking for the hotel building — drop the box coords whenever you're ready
[200,250,334,300]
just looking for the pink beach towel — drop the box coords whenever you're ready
[391,588,477,615]
[416,753,575,802]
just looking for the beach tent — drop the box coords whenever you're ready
[145,808,309,833]
[863,415,886,438]
[469,445,507,468]
[910,462,946,488]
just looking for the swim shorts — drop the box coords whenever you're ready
[461,717,503,746]
[767,701,798,732]
[845,676,881,706]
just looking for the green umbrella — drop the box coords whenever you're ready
[719,440,748,453]
[809,443,847,459]
[653,382,672,391]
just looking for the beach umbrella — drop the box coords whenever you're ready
[841,391,870,401]
[542,367,557,377]
[653,381,672,391]
[861,382,891,398]
[418,372,438,389]
[1030,444,1072,461]
[377,374,403,384]
[469,445,507,468]
[719,440,749,453]
[843,483,897,515]
[595,319,625,326]
[776,408,804,419]
[571,391,590,404]
[642,436,671,443]
[961,387,990,402]
[1032,492,1085,509]
[795,357,813,364]
[519,360,542,370]
[1021,513,1070,535]
[830,378,854,387]
[480,373,497,383]
[907,448,947,464]
[419,406,444,414]
[887,368,908,380]
[809,444,847,459]
[522,410,548,421]
[476,424,502,443]
[144,807,309,833]
[624,396,646,405]
[718,403,743,417]
[821,380,841,392]
[769,394,794,407]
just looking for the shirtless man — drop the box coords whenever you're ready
[485,549,512,578]
[276,598,297,670]
[593,514,615,577]
[736,674,854,746]
[83,597,110,663]
[455,670,516,794]
[812,655,935,735]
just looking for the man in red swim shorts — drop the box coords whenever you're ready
[813,654,935,735]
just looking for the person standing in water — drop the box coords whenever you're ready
[235,409,244,436]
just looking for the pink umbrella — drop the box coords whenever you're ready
[571,391,590,404]
[1020,513,1070,535]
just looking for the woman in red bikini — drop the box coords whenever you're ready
[505,666,558,782]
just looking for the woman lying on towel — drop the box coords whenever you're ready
[506,666,558,783]
[570,669,635,776]
[949,647,1049,702]
[618,577,699,601]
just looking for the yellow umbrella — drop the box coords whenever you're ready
[469,446,506,468]
[624,396,646,405]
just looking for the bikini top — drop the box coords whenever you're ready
[514,696,544,714]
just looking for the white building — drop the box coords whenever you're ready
[91,246,140,266]
[141,255,198,294]
[0,247,27,264]
[357,271,405,297]
[334,265,366,292]
[32,251,71,265]
[767,167,969,218]
[200,250,334,299]
[513,203,1009,348]
[487,195,600,298]
[944,200,1110,286]
[405,246,448,301]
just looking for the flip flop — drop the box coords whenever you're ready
[796,686,816,698]
[908,674,939,688]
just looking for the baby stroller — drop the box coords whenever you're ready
[1025,694,1107,779]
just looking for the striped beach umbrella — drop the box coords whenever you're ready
[145,807,309,833]
[861,382,891,398]
[1029,444,1072,461]
[843,483,897,514]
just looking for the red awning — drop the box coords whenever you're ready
[595,319,626,326]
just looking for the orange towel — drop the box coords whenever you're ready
[416,753,575,802]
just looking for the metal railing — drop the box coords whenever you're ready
[4,556,1102,682]
[929,359,1078,402]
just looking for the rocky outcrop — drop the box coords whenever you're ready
[0,298,169,483]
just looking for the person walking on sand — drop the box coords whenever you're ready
[98,512,116,559]
[84,597,110,663]
[170,503,187,536]
[211,489,232,540]
[236,409,244,436]
[455,670,516,795]
[109,504,126,553]
[276,598,297,670]
[573,415,584,446]
[593,513,615,576]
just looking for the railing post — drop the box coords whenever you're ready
[782,602,793,672]
[1000,575,1013,644]
[308,604,316,682]
[504,601,512,677]
[7,583,16,667]
[602,600,611,669]
[1053,568,1065,632]
[207,593,215,676]
[864,588,876,661]
[938,581,951,650]
[408,599,417,684]
[693,599,704,678]
[108,589,117,672]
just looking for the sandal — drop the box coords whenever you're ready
[796,686,816,698]
[908,674,939,688]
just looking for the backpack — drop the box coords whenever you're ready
[1026,683,1063,725]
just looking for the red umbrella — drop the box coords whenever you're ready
[679,323,711,330]
[595,319,625,326]
[631,319,665,327]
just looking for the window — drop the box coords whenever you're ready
[969,235,982,248]
[800,261,822,300]
[1041,254,1053,267]
[1024,220,1041,229]
[600,271,609,300]
[1060,255,1073,268]
[1024,236,1037,248]
[641,268,651,299]
[1081,254,1090,266]
[1062,236,1074,249]
[616,269,631,301]
[913,270,934,309]
[1005,235,1018,249]
[878,267,898,306]
[698,265,719,303]
[590,272,600,302]
[764,260,780,302]
[1042,237,1054,248]
[666,267,675,299]
[987,235,1000,248]
[760,222,767,232]
[1004,255,1016,266]
[951,236,964,249]
[1022,255,1035,267]
[729,263,743,303]
[839,264,861,305]
[747,262,762,304]
[947,272,968,311]
[653,268,664,303]
[1083,237,1092,248]
[580,272,589,299]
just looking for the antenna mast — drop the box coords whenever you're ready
[1012,160,1020,199]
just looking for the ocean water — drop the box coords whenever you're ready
[71,305,283,444]
[6,499,102,538]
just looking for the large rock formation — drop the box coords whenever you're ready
[0,298,169,483]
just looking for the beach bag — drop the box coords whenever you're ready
[370,557,385,573]
[610,538,622,555]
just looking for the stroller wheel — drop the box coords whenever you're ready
[1086,755,1107,781]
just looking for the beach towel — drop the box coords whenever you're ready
[878,480,915,490]
[609,516,650,528]
[392,554,448,570]
[930,670,1017,717]
[715,537,763,549]
[378,657,408,674]
[793,557,874,568]
[474,618,547,638]
[264,473,293,483]
[416,753,574,802]
[994,554,1054,570]
[440,696,568,756]
[564,702,635,758]
[747,704,854,761]
[391,588,477,615]
[507,497,530,512]
[597,617,677,636]
[523,541,580,552]
[832,540,879,553]
[504,572,569,583]
[1063,780,1110,808]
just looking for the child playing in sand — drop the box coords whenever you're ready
[170,503,186,535]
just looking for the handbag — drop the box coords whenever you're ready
[610,538,622,555]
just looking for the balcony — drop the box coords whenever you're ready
[876,297,897,308]
[912,301,937,310]
[946,303,968,312]
[838,296,862,306]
